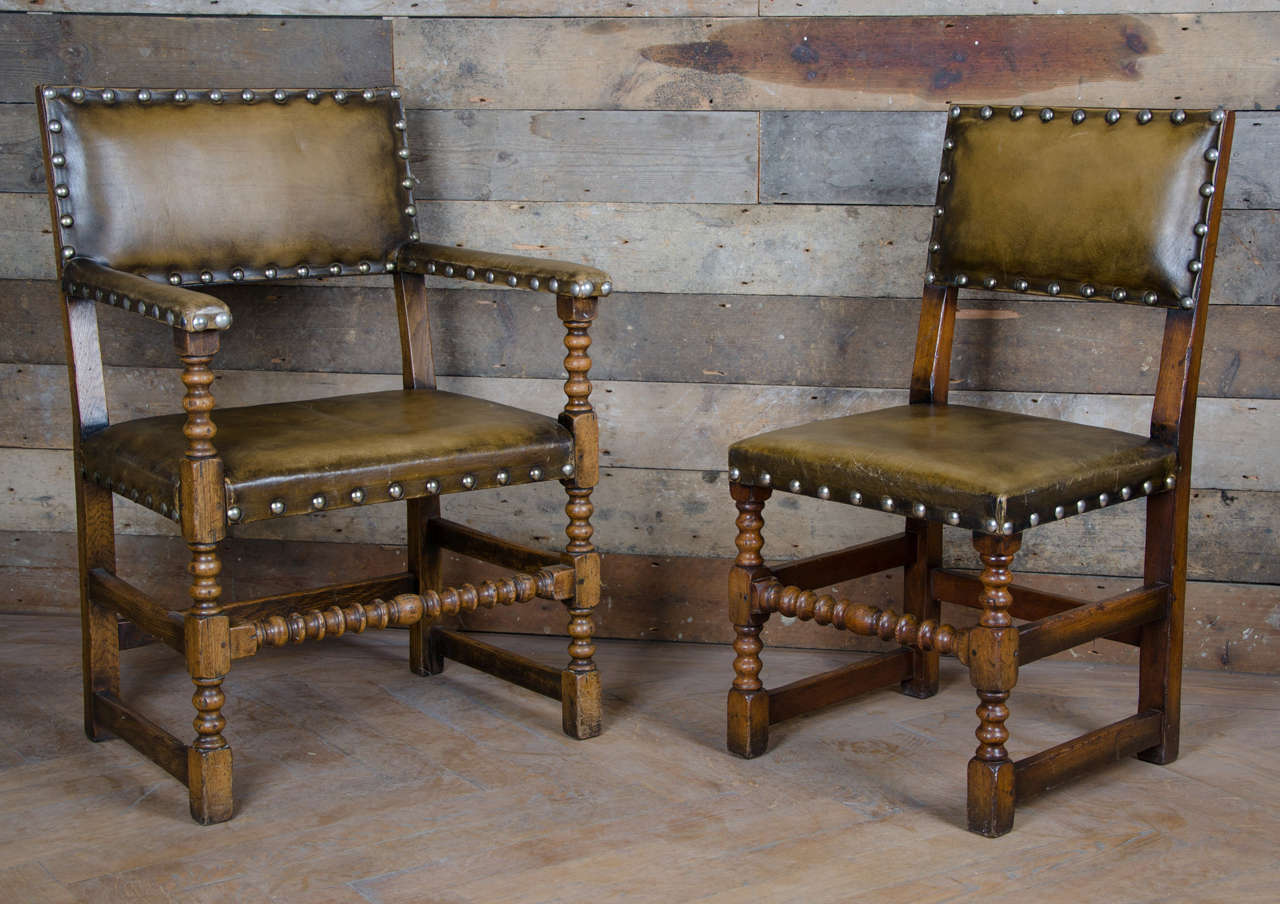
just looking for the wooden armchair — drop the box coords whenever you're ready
[36,84,610,824]
[725,104,1234,836]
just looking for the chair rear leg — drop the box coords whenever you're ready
[902,518,941,699]
[408,497,445,676]
[77,478,119,741]
[1138,488,1185,764]
[966,532,1022,838]
[727,483,771,758]
[561,487,602,739]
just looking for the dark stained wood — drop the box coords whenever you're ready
[902,518,942,698]
[91,691,188,783]
[429,518,568,572]
[767,649,912,723]
[0,14,393,103]
[1014,711,1164,802]
[769,534,910,588]
[1018,585,1167,665]
[88,568,184,652]
[909,285,957,405]
[432,627,563,699]
[218,572,416,623]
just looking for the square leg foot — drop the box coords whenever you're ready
[188,746,233,825]
[562,668,602,740]
[967,757,1016,837]
[409,623,445,676]
[727,688,769,758]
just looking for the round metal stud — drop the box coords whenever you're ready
[461,474,476,489]
[54,183,69,197]
[350,488,365,504]
[59,214,73,228]
[425,262,437,274]
[226,506,242,523]
[913,502,926,518]
[880,497,895,512]
[788,479,802,493]
[529,277,541,291]
[1010,106,1024,120]
[496,469,510,485]
[985,518,999,533]
[759,472,772,487]
[209,90,223,103]
[1072,109,1086,124]
[311,493,326,510]
[947,511,960,525]
[1165,474,1176,489]
[1142,479,1155,494]
[1054,505,1066,519]
[191,315,208,330]
[979,105,993,120]
[334,90,348,104]
[137,89,152,103]
[507,274,518,287]
[329,264,342,276]
[443,265,455,277]
[1047,282,1061,296]
[580,281,594,297]
[600,281,613,296]
[850,491,863,505]
[548,278,560,293]
[168,273,182,286]
[1137,109,1153,124]
[1081,284,1096,298]
[1188,260,1202,273]
[240,89,255,103]
[273,89,288,103]
[929,242,941,253]
[1204,147,1220,163]
[42,87,57,99]
[151,304,163,318]
[464,267,475,280]
[388,482,403,499]
[1112,287,1128,302]
[390,88,401,99]
[955,274,968,286]
[1013,278,1029,292]
[269,499,286,515]
[200,271,214,284]
[1199,182,1215,198]
[70,87,86,103]
[729,467,740,482]
[101,88,118,104]
[306,89,320,103]
[1121,486,1132,500]
[925,272,936,285]
[264,266,278,279]
[983,277,997,289]
[1209,108,1225,123]
[1170,109,1186,124]
[1105,109,1121,124]
[1180,296,1195,309]
[939,171,950,184]
[1028,513,1040,527]
[1143,291,1158,305]
[1194,222,1209,237]
[950,105,961,118]
[1039,107,1054,122]
[166,310,176,325]
[485,270,495,283]
[1076,499,1088,513]
[529,467,543,481]
[358,262,371,274]
[362,89,376,102]
[214,312,232,329]
[1098,493,1110,507]
[934,206,944,217]
[230,268,245,281]
[561,462,575,477]
[51,153,66,167]
[296,265,310,278]
[817,485,830,500]
[425,479,440,495]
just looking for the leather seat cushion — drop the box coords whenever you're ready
[729,404,1176,534]
[81,389,573,524]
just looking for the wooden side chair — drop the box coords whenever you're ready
[725,104,1234,836]
[37,84,611,824]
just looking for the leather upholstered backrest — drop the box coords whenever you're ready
[37,86,417,286]
[926,105,1229,309]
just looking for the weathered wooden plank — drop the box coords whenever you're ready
[0,104,44,193]
[0,13,392,103]
[3,280,1276,397]
[394,14,1280,111]
[760,1,1280,16]
[5,195,1276,303]
[6,530,1278,673]
[4,448,1277,581]
[2,1,757,16]
[763,110,1280,210]
[5,363,1276,492]
[408,110,758,203]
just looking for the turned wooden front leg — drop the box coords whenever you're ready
[175,329,233,825]
[558,294,602,740]
[966,532,1021,837]
[727,482,772,758]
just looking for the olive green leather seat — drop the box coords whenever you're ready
[82,390,573,525]
[729,404,1175,535]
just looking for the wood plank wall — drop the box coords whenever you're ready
[1,3,1277,673]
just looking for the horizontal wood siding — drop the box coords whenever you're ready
[0,7,1276,672]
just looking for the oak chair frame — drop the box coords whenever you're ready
[727,105,1235,836]
[37,84,610,824]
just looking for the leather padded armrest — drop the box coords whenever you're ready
[62,259,233,332]
[398,242,612,298]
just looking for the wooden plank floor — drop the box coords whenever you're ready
[2,615,1278,903]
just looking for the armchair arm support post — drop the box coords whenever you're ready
[557,293,603,739]
[173,327,233,824]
